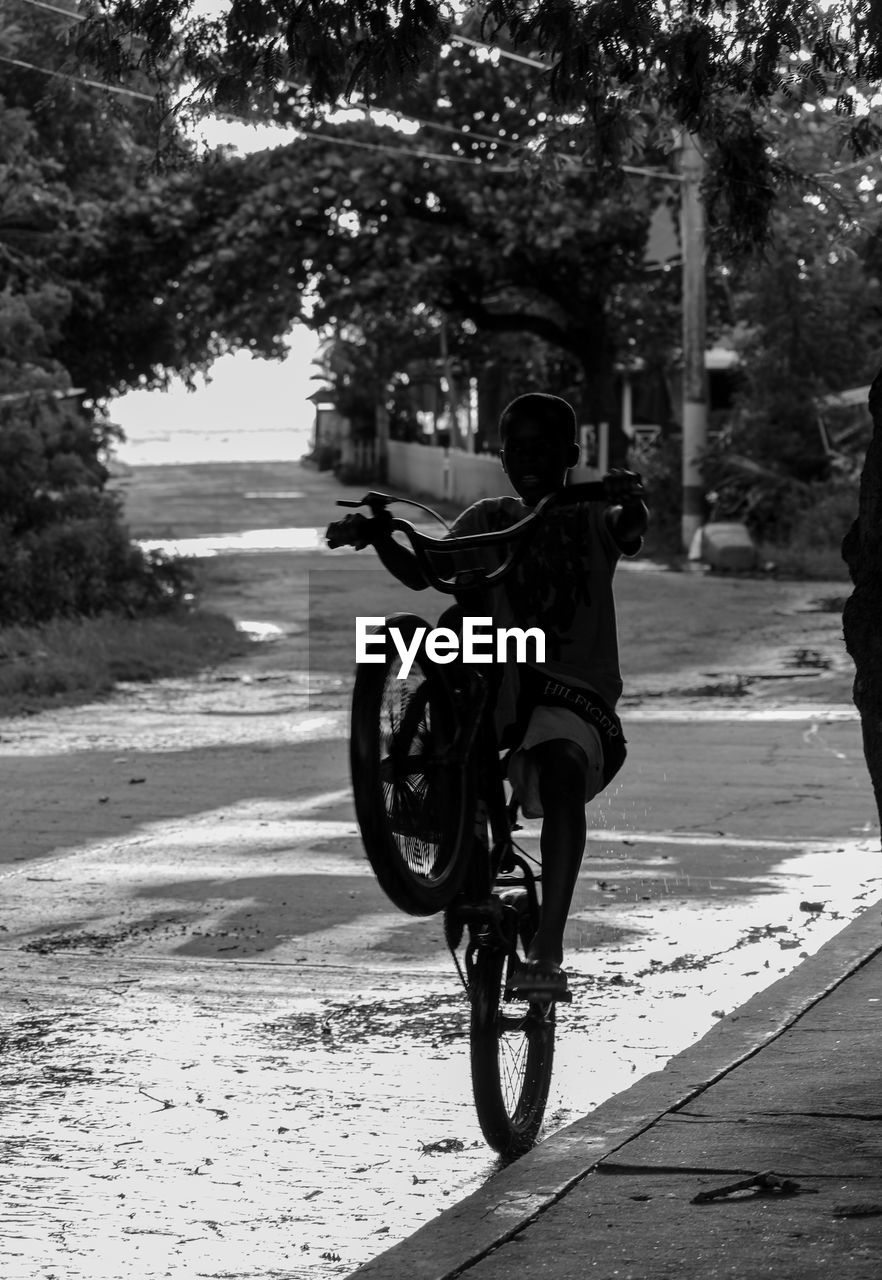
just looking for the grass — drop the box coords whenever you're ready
[761,541,851,581]
[0,608,251,718]
[640,514,852,581]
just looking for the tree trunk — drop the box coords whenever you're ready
[842,369,882,830]
[581,362,626,467]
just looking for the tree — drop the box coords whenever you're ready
[0,1,193,621]
[710,96,882,495]
[77,43,688,459]
[80,1,882,831]
[82,1,882,247]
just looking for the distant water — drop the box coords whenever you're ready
[109,335,320,468]
[112,423,313,468]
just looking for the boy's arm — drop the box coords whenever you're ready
[602,469,649,555]
[371,524,429,591]
[325,512,428,591]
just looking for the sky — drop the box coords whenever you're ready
[110,326,323,466]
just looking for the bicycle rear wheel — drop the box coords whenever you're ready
[469,895,556,1157]
[350,613,474,916]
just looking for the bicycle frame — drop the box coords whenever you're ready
[431,654,540,960]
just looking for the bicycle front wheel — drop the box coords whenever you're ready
[469,935,556,1158]
[350,613,474,916]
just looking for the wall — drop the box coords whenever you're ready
[386,441,601,509]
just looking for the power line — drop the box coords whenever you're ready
[0,54,154,102]
[354,103,520,152]
[448,33,547,72]
[295,122,680,188]
[15,0,85,21]
[294,126,518,171]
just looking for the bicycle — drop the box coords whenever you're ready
[328,480,612,1158]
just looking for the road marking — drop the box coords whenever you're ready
[625,702,858,722]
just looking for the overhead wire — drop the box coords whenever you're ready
[15,0,84,20]
[448,32,547,71]
[0,53,154,101]
[291,125,518,170]
[352,102,522,151]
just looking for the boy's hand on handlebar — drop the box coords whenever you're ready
[326,512,374,550]
[602,469,645,506]
[325,509,393,551]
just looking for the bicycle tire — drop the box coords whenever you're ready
[350,613,474,916]
[469,896,556,1157]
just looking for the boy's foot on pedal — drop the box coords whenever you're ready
[508,958,569,1000]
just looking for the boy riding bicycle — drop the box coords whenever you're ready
[327,392,648,1000]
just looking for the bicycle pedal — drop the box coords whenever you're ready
[505,988,572,1006]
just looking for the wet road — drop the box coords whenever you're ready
[0,461,878,1279]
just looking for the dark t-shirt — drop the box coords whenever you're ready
[448,494,625,712]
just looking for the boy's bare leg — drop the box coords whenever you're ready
[527,739,588,968]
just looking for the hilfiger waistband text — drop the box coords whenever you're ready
[542,680,621,738]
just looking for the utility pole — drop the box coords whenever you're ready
[676,130,708,551]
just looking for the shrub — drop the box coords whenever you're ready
[0,508,193,625]
[698,435,811,543]
[760,478,857,578]
[627,433,682,554]
[784,479,858,554]
[627,430,858,577]
[0,398,191,623]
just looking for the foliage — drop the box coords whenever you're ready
[0,2,196,623]
[75,39,686,460]
[719,98,882,476]
[0,393,191,623]
[786,478,859,553]
[1,0,198,400]
[688,98,882,516]
[627,433,683,553]
[82,1,882,246]
[0,505,191,625]
[699,444,813,541]
[756,477,857,578]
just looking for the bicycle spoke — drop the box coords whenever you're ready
[378,754,434,783]
[470,946,555,1157]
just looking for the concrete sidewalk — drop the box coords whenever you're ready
[352,897,882,1279]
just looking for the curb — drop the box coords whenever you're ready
[349,898,882,1279]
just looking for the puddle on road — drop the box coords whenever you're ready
[137,527,329,557]
[136,525,442,559]
[2,819,880,1279]
[234,620,286,642]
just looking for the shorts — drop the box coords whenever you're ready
[506,705,605,820]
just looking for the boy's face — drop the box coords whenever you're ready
[500,419,575,506]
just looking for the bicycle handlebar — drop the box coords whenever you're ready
[332,481,611,594]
